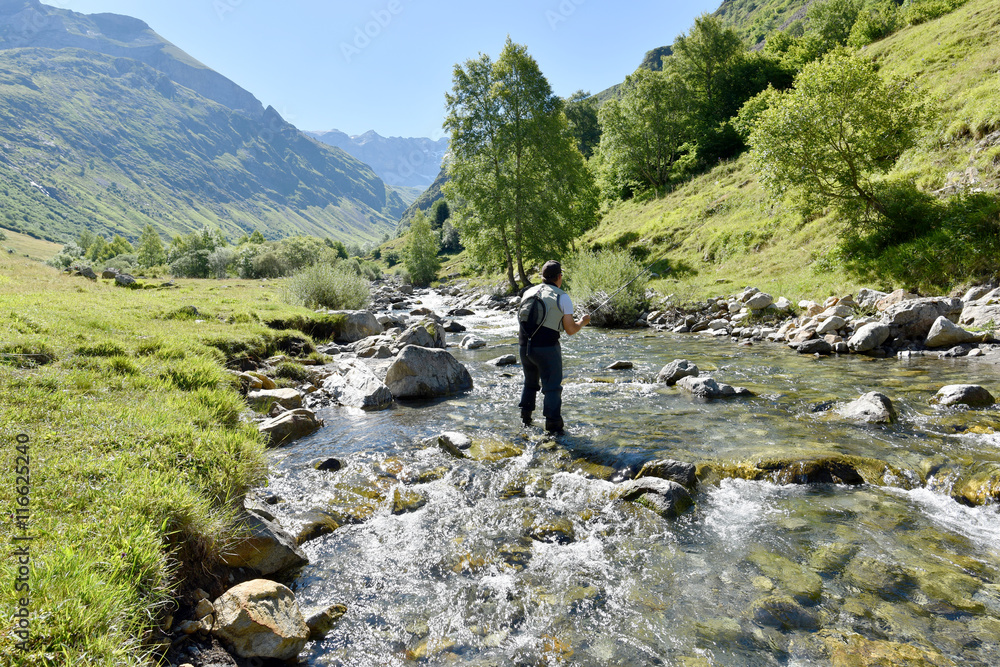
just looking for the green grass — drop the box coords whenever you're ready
[0,256,353,665]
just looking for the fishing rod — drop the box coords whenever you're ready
[584,255,667,316]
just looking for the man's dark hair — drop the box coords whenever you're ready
[541,260,561,284]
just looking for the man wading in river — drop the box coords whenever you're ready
[518,260,590,433]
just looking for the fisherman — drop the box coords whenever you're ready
[518,260,590,433]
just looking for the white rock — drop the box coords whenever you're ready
[212,580,309,661]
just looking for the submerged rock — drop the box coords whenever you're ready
[839,392,897,424]
[459,335,487,350]
[606,360,634,370]
[750,595,820,631]
[487,354,518,367]
[212,580,309,661]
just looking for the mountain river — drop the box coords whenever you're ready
[260,291,1000,666]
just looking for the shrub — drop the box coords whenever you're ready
[384,249,401,267]
[563,249,651,327]
[274,361,310,383]
[282,262,371,311]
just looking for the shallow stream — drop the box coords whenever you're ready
[263,292,1000,666]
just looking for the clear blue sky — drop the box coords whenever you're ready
[47,0,720,139]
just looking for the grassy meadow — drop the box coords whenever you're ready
[0,255,338,665]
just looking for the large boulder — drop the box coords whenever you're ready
[396,321,446,350]
[220,513,308,575]
[327,311,382,343]
[384,345,473,399]
[322,363,393,411]
[959,287,1000,329]
[925,316,978,348]
[848,322,890,353]
[616,477,694,518]
[656,359,699,386]
[258,409,323,447]
[212,580,309,661]
[839,392,897,424]
[880,297,963,341]
[676,375,752,398]
[931,384,995,408]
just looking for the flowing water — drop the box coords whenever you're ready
[263,291,1000,666]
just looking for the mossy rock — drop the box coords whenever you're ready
[750,595,820,631]
[295,510,341,545]
[527,515,576,544]
[842,556,916,602]
[748,549,824,604]
[400,465,451,485]
[819,630,956,667]
[809,542,858,575]
[392,488,428,515]
[951,462,1000,506]
[913,566,984,613]
[694,617,743,646]
[708,454,913,488]
[568,458,617,481]
[468,438,524,462]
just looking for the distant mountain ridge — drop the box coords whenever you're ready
[0,1,404,245]
[307,129,448,190]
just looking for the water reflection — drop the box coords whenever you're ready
[264,291,1000,665]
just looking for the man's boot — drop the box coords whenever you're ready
[521,409,533,426]
[544,417,564,434]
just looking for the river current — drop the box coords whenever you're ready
[263,291,1000,666]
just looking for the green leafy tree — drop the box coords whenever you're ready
[565,90,601,159]
[669,15,745,124]
[137,225,166,267]
[807,0,862,52]
[738,50,932,225]
[404,212,441,286]
[86,235,107,262]
[78,230,97,255]
[430,199,451,229]
[597,69,692,198]
[444,37,597,292]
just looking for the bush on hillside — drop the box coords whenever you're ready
[282,262,371,311]
[563,249,650,327]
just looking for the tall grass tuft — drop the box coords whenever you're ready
[563,249,651,327]
[282,262,371,311]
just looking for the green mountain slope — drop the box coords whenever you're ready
[0,2,405,245]
[713,0,813,46]
[582,0,1000,301]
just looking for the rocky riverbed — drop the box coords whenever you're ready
[169,280,1000,667]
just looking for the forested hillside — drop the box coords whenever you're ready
[580,0,999,299]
